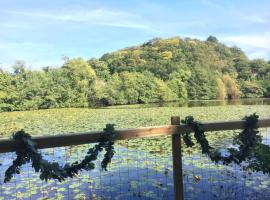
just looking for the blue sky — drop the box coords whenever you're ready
[0,0,269,70]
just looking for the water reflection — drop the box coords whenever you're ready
[157,98,270,108]
[105,98,270,109]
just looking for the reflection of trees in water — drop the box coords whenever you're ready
[148,98,270,108]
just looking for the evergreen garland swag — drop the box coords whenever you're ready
[4,124,115,183]
[2,113,270,183]
[182,113,270,174]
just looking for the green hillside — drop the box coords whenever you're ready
[0,36,269,111]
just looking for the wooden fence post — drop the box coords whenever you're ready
[171,116,184,200]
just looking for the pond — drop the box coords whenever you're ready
[0,99,270,199]
[105,98,270,109]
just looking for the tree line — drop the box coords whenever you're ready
[0,36,269,111]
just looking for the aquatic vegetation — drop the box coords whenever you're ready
[1,104,269,137]
[0,104,270,199]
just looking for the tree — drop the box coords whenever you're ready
[12,61,26,75]
[249,59,268,79]
[103,73,127,105]
[62,58,96,107]
[188,67,217,100]
[234,58,251,81]
[88,59,111,80]
[216,78,226,100]
[119,72,158,104]
[0,36,268,112]
[154,79,176,102]
[167,69,190,100]
[222,75,241,99]
[240,81,264,98]
[206,35,218,43]
[0,71,15,111]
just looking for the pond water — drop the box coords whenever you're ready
[106,98,270,109]
[0,99,270,199]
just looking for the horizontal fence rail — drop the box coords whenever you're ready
[1,117,270,200]
[0,118,270,154]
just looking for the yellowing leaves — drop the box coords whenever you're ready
[156,37,180,47]
[222,75,241,99]
[216,75,241,100]
[216,78,226,100]
[162,51,173,60]
[0,91,7,100]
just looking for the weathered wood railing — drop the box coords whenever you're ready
[0,117,270,200]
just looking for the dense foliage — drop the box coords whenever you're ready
[0,36,269,111]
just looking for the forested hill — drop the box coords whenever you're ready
[0,36,269,111]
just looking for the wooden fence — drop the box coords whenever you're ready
[0,117,270,200]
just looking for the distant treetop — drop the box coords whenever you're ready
[206,35,219,43]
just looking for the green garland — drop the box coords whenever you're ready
[182,113,270,174]
[2,113,270,183]
[4,124,115,183]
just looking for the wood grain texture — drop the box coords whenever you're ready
[171,116,184,200]
[0,118,269,153]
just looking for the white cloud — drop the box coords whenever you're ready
[5,8,155,32]
[7,9,132,21]
[0,41,35,50]
[197,0,222,9]
[220,33,270,59]
[0,22,34,29]
[221,34,270,49]
[248,51,269,59]
[240,15,269,24]
[0,41,63,70]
